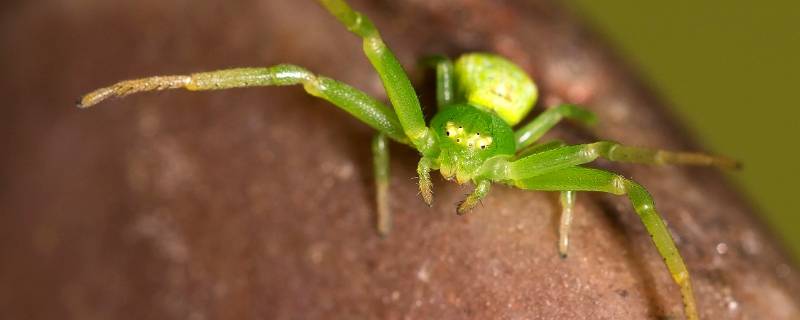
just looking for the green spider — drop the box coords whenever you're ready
[78,0,738,319]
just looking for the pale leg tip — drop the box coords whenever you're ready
[75,97,92,109]
[455,202,470,216]
[419,186,433,207]
[376,224,391,238]
[422,195,433,207]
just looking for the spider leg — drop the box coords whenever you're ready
[416,157,435,206]
[512,166,698,320]
[514,104,597,150]
[78,65,410,144]
[558,190,576,258]
[457,180,491,215]
[502,141,738,181]
[318,0,435,155]
[421,55,456,109]
[513,140,566,160]
[372,133,391,236]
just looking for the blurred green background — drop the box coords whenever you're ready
[567,1,800,259]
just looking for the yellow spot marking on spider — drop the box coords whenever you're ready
[445,122,492,150]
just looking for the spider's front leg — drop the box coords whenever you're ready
[477,140,735,319]
[506,141,739,180]
[78,65,409,142]
[500,140,736,258]
[318,0,436,155]
[511,166,699,320]
[78,65,414,236]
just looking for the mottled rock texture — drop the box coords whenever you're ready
[1,0,798,319]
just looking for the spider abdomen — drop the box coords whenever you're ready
[454,53,538,126]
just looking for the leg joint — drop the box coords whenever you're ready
[611,175,627,195]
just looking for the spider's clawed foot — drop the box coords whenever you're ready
[416,158,434,206]
[418,179,434,207]
[456,198,478,215]
[558,241,571,259]
[77,75,193,109]
[456,180,492,215]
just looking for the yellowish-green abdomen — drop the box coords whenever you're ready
[454,53,538,126]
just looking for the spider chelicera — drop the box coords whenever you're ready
[78,0,739,319]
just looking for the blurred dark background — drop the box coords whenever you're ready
[568,0,800,258]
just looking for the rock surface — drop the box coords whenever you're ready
[1,0,798,319]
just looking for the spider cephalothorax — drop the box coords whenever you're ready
[429,104,515,184]
[77,1,740,319]
[425,53,531,184]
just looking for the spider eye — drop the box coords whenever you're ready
[456,138,461,143]
[480,145,486,149]
[446,130,450,136]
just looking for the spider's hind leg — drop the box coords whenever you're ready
[514,104,597,150]
[421,55,456,109]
